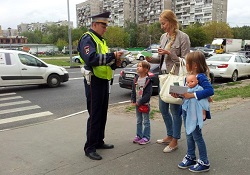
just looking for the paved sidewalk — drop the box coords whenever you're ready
[0,101,250,175]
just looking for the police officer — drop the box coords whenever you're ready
[77,11,123,160]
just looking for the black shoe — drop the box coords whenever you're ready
[85,151,102,160]
[96,143,114,149]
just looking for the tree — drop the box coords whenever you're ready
[183,23,208,47]
[124,21,138,47]
[56,38,67,51]
[137,24,149,47]
[148,22,162,45]
[202,21,233,42]
[21,30,43,44]
[104,26,129,48]
[232,26,250,40]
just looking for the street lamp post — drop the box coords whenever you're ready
[8,27,12,49]
[67,0,73,68]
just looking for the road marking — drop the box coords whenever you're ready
[0,96,22,101]
[55,110,87,120]
[0,93,16,97]
[0,105,40,115]
[0,100,31,107]
[69,77,84,80]
[0,111,53,124]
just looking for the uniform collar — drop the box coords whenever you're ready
[89,29,104,41]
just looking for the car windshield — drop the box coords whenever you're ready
[207,55,231,62]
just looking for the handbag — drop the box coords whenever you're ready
[159,59,187,105]
[138,104,149,113]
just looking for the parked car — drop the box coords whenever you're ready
[203,48,216,57]
[71,55,81,63]
[206,53,250,82]
[0,49,69,88]
[119,63,160,93]
[136,49,158,60]
[192,47,211,58]
[120,56,131,68]
[238,50,250,58]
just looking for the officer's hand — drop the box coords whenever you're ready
[114,51,123,67]
[114,51,123,59]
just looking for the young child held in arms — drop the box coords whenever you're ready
[177,51,214,173]
[131,60,153,145]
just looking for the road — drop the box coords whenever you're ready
[0,68,131,131]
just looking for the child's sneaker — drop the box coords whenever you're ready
[138,138,150,145]
[133,136,141,143]
[189,159,210,173]
[178,155,196,169]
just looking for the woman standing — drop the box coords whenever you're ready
[146,10,190,153]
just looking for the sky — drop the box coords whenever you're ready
[0,0,249,30]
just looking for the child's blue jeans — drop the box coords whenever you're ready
[136,106,150,140]
[183,110,208,163]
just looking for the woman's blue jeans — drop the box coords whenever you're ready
[183,110,208,162]
[159,96,182,139]
[136,106,151,140]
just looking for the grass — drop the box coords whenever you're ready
[213,83,250,101]
[41,58,81,67]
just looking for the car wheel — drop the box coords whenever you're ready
[121,61,127,68]
[231,70,238,82]
[75,58,80,63]
[139,56,144,60]
[209,72,214,84]
[47,74,61,88]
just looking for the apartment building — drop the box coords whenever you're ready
[135,0,170,24]
[174,0,227,26]
[76,0,170,27]
[17,21,73,34]
[103,0,135,27]
[76,0,103,27]
[76,0,227,28]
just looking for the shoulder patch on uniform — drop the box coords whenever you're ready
[84,46,90,55]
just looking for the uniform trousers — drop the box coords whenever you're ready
[84,75,109,154]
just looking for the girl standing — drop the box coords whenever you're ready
[131,61,153,145]
[177,51,214,173]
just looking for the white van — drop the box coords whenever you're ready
[0,49,69,88]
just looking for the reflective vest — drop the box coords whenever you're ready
[80,31,112,80]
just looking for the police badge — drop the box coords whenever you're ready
[84,46,90,54]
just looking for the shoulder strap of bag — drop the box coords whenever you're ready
[143,78,151,89]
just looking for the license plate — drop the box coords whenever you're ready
[125,73,134,78]
[209,65,216,69]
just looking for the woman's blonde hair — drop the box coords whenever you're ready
[160,10,179,49]
[185,51,210,78]
[160,10,179,34]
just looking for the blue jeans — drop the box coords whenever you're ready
[159,96,182,139]
[183,110,208,162]
[136,106,151,140]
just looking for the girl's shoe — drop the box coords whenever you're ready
[133,136,141,143]
[138,138,150,145]
[178,155,196,169]
[189,159,210,173]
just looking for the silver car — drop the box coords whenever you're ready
[206,53,250,82]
